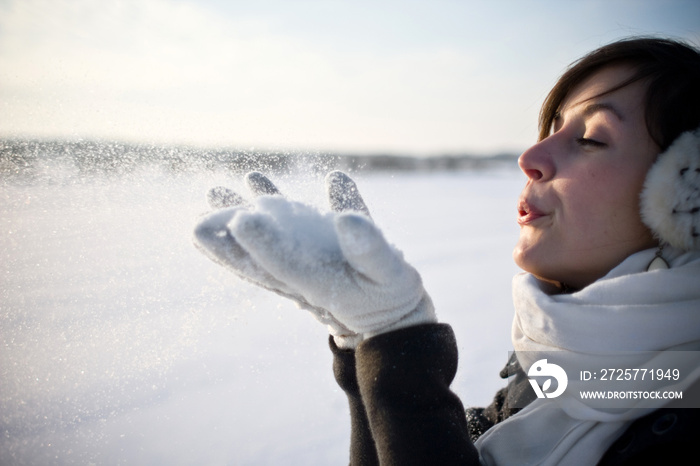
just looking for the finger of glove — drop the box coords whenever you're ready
[325,170,370,216]
[194,208,264,274]
[193,208,297,295]
[230,206,342,291]
[335,213,405,285]
[229,203,361,338]
[206,186,246,209]
[245,171,282,197]
[195,201,357,338]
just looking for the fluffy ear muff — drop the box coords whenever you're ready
[640,127,700,251]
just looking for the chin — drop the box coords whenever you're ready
[513,248,584,291]
[512,242,541,274]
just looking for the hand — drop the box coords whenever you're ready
[193,171,436,348]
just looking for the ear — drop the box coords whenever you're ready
[640,127,700,251]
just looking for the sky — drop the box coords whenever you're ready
[1,0,699,155]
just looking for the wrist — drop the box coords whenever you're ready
[331,293,438,348]
[333,332,364,349]
[363,294,437,339]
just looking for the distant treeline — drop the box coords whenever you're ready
[0,139,519,181]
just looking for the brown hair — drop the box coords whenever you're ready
[539,37,700,151]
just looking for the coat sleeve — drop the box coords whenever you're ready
[330,338,381,466]
[352,323,480,465]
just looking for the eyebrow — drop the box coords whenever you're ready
[581,102,625,122]
[551,100,626,136]
[554,101,626,124]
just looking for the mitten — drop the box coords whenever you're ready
[193,171,436,348]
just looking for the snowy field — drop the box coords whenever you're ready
[1,160,524,465]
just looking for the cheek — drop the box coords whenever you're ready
[564,168,651,243]
[557,177,607,234]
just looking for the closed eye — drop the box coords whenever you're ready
[576,138,606,148]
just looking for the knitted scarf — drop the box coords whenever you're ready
[476,246,700,465]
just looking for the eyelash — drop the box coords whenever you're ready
[576,138,606,148]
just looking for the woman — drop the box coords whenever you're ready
[193,37,700,465]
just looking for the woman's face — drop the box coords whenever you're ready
[513,65,660,290]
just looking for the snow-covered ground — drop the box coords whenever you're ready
[1,164,524,465]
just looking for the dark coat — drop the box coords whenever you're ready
[331,323,699,465]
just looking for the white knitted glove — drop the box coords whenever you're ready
[193,171,436,348]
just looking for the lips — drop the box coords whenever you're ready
[517,198,547,226]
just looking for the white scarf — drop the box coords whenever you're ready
[475,247,700,465]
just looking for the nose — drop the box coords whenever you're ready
[518,137,556,182]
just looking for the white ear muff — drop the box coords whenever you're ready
[640,127,700,251]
